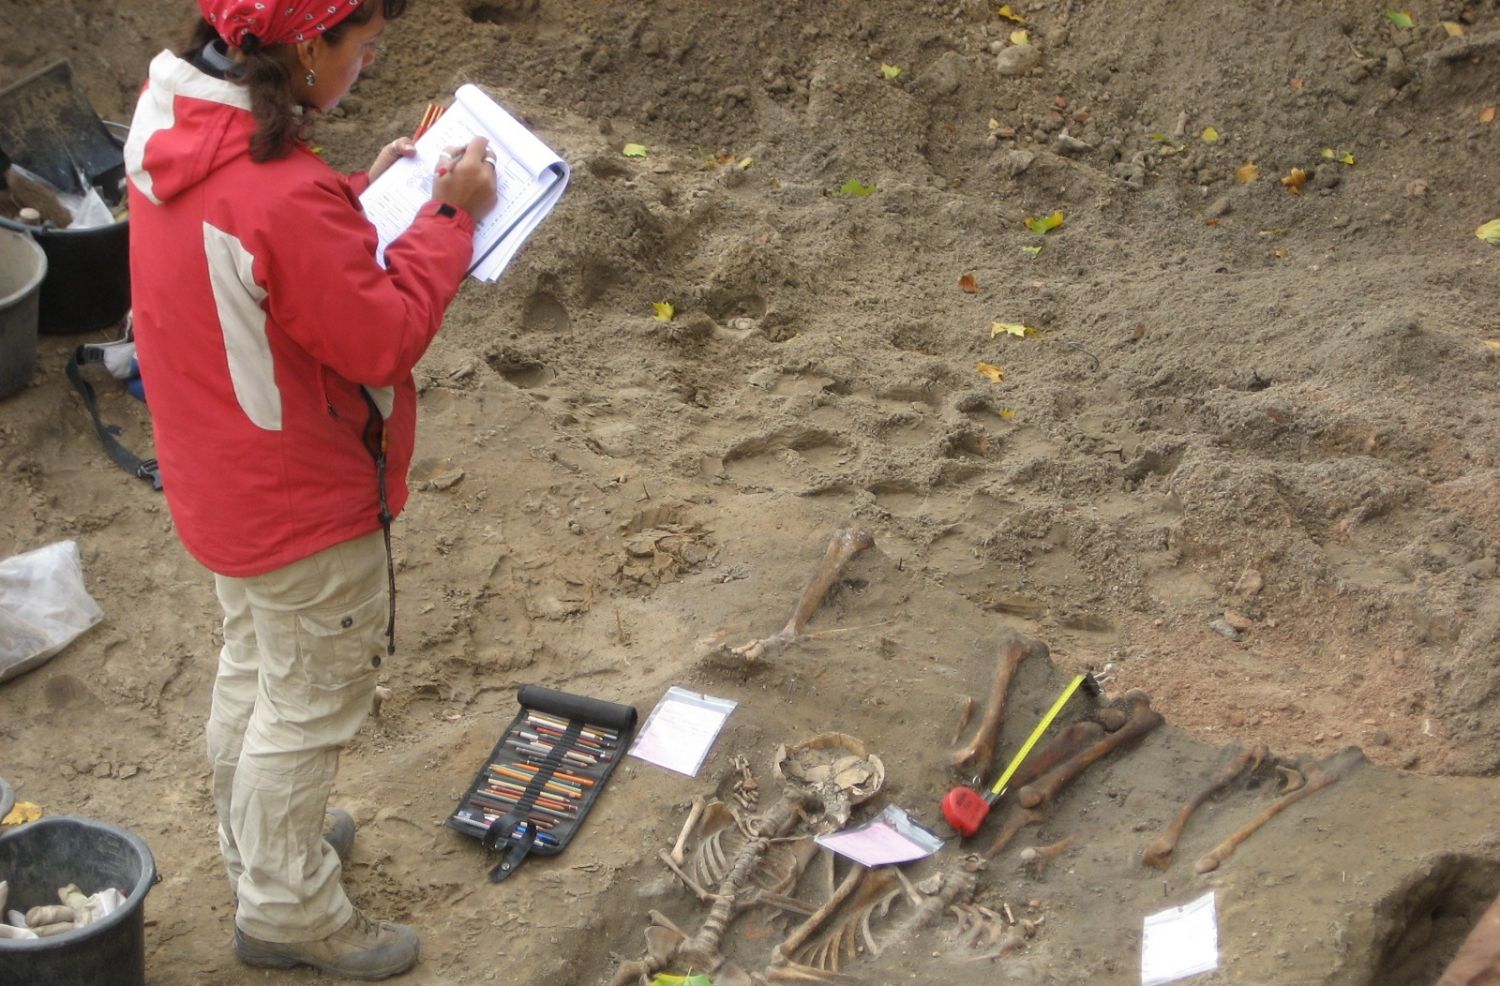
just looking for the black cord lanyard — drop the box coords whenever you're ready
[360,391,397,655]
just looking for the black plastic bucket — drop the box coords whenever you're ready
[0,122,130,336]
[0,816,157,986]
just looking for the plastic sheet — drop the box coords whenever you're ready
[0,540,103,683]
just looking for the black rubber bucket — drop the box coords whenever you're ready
[0,122,130,336]
[0,816,157,986]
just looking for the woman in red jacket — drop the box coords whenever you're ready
[125,0,495,977]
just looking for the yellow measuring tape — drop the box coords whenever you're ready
[985,673,1088,801]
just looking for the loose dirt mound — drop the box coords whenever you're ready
[2,1,1499,983]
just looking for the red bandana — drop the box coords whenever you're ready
[199,0,364,47]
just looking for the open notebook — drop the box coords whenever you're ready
[359,85,568,283]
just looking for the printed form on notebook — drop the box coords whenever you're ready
[359,84,569,283]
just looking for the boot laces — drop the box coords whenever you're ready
[349,909,381,941]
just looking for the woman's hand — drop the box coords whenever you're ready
[431,136,499,221]
[368,137,416,182]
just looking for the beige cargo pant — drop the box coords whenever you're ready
[206,530,387,943]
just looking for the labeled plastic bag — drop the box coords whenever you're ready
[0,540,104,683]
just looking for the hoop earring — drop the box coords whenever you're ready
[304,70,317,86]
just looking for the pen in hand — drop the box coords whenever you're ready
[431,136,500,220]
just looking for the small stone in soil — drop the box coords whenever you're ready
[1209,618,1243,641]
[1223,609,1252,631]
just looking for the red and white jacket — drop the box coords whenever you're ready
[124,50,473,577]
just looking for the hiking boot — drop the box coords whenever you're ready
[324,807,356,864]
[234,909,419,980]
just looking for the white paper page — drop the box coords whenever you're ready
[453,84,558,177]
[359,86,566,278]
[627,686,737,777]
[1141,891,1219,986]
[469,168,564,282]
[815,805,943,868]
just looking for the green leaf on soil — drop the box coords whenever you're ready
[976,362,1005,383]
[881,63,902,79]
[992,322,1037,338]
[1201,126,1220,143]
[839,179,877,196]
[623,143,648,157]
[1024,211,1064,235]
[1475,220,1500,244]
[1385,9,1414,28]
[653,301,676,321]
[1020,244,1043,258]
[997,4,1027,23]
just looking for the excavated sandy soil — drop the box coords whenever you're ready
[3,0,1500,983]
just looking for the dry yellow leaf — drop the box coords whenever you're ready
[1236,162,1260,184]
[1281,167,1307,194]
[1201,126,1220,143]
[1443,20,1466,36]
[991,322,1035,338]
[2,802,42,826]
[976,362,1005,383]
[1483,340,1500,351]
[652,301,675,322]
[1010,29,1030,45]
[1477,220,1500,244]
[997,4,1027,23]
[998,408,1017,419]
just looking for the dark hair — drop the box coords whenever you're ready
[179,0,408,163]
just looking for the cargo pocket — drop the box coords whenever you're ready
[294,591,387,691]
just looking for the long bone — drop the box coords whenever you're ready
[1194,747,1365,874]
[951,634,1043,773]
[1014,690,1163,810]
[1005,720,1104,792]
[722,527,875,663]
[983,694,1160,860]
[1020,831,1080,878]
[773,860,866,966]
[790,868,900,975]
[1141,743,1267,870]
[982,805,1047,859]
[670,796,708,867]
